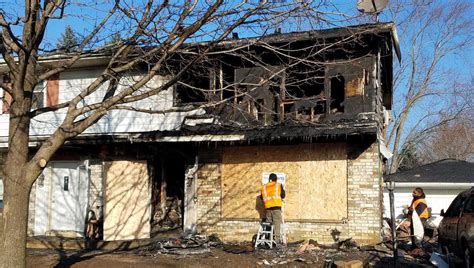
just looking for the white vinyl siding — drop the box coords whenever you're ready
[0,68,204,142]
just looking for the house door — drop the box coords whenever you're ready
[50,162,89,235]
[183,159,198,233]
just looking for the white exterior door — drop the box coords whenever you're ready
[51,162,88,234]
[33,161,89,236]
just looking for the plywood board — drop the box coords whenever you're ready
[104,160,151,241]
[221,144,347,220]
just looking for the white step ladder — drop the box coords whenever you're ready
[254,222,275,249]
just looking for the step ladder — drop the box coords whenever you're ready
[254,222,274,249]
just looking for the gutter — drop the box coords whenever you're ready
[390,26,402,63]
[140,134,245,142]
[388,182,474,190]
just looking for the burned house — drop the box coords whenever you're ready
[0,23,399,244]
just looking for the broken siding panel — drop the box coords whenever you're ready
[103,160,151,241]
[221,144,347,221]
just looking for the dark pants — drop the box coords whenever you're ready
[266,207,282,243]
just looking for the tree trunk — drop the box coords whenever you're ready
[0,173,31,268]
[0,82,33,268]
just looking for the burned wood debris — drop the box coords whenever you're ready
[153,197,182,231]
[137,234,222,256]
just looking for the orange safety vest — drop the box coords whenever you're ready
[412,198,429,219]
[261,181,282,209]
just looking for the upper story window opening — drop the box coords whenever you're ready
[330,73,345,114]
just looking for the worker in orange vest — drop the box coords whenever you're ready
[409,187,429,222]
[399,187,429,248]
[261,173,286,244]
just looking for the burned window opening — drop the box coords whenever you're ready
[282,64,327,121]
[330,74,345,113]
[285,71,325,99]
[175,72,209,104]
[234,66,282,123]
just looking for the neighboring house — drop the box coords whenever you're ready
[383,159,474,226]
[0,23,399,245]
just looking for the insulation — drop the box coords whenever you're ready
[103,160,151,241]
[221,143,347,220]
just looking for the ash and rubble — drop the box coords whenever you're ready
[136,233,439,267]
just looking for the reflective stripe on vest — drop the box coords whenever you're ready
[262,182,282,208]
[412,198,429,219]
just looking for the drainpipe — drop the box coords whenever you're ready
[386,179,398,267]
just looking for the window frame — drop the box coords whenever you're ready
[445,194,467,217]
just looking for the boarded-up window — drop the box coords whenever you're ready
[103,160,150,241]
[221,143,347,221]
[46,74,59,106]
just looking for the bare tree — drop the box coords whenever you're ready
[0,1,341,266]
[418,114,474,162]
[386,0,474,173]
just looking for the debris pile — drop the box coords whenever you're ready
[297,240,321,253]
[153,197,182,230]
[139,234,222,256]
[257,257,311,266]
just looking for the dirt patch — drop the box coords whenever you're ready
[27,248,396,268]
[27,240,432,268]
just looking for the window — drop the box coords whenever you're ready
[32,81,45,110]
[234,66,282,122]
[330,74,345,113]
[463,196,474,214]
[284,64,326,121]
[445,195,467,217]
[63,176,69,191]
[175,73,209,104]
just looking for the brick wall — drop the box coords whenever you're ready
[195,142,382,245]
[88,161,104,210]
